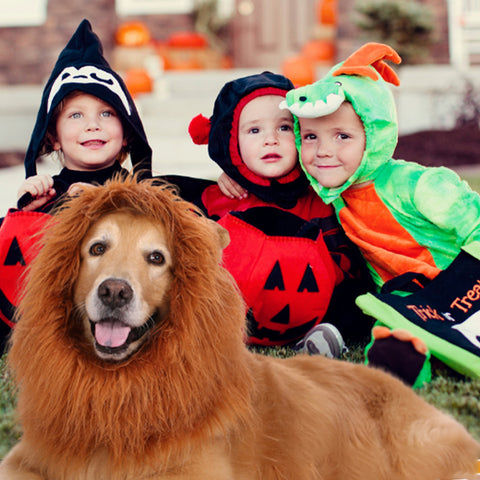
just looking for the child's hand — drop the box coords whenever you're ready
[372,325,428,354]
[17,175,55,211]
[67,182,91,197]
[218,173,248,199]
[366,325,431,387]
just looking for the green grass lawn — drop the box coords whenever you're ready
[1,170,480,459]
[0,355,21,459]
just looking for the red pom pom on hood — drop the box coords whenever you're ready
[188,114,211,145]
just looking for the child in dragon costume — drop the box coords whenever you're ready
[282,42,480,386]
[170,71,373,350]
[0,19,152,352]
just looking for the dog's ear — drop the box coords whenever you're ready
[209,220,230,250]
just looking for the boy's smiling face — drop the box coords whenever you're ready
[299,102,366,189]
[53,92,127,171]
[238,95,298,179]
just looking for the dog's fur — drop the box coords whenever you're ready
[0,177,478,480]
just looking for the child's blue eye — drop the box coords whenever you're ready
[71,112,81,119]
[101,111,112,117]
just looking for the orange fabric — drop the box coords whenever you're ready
[372,326,427,355]
[332,42,401,86]
[339,185,440,283]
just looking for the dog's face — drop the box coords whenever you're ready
[74,210,173,362]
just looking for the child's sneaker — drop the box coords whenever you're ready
[295,323,347,358]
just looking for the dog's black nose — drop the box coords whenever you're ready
[98,279,133,309]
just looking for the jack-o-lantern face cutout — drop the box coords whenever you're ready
[0,236,23,324]
[0,212,50,333]
[265,260,319,292]
[4,237,26,266]
[219,207,338,346]
[264,260,320,326]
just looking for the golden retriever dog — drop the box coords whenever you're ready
[0,176,478,480]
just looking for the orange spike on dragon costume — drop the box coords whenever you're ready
[333,42,402,86]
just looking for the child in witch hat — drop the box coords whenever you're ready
[281,43,480,386]
[0,19,152,349]
[169,71,373,351]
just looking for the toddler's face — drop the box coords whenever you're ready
[299,102,365,189]
[238,95,297,179]
[53,93,126,171]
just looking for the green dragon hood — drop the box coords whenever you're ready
[281,43,401,204]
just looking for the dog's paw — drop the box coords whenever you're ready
[366,326,431,388]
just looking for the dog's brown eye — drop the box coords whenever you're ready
[148,251,165,265]
[89,242,106,256]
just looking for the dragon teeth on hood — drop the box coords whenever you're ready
[280,93,345,119]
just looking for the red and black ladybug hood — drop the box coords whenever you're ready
[189,71,309,208]
[24,19,152,179]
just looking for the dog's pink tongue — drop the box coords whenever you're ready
[95,320,131,348]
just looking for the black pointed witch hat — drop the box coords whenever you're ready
[24,19,152,178]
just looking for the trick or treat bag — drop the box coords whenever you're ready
[356,241,480,378]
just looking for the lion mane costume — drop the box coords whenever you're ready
[0,176,478,480]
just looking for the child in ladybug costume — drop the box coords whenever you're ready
[0,19,152,351]
[171,71,373,349]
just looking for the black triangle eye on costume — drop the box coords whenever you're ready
[263,260,319,293]
[4,237,25,266]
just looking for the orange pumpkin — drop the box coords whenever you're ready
[123,68,153,96]
[167,32,208,49]
[281,55,315,87]
[301,40,335,63]
[115,21,152,47]
[170,57,203,70]
[317,0,337,26]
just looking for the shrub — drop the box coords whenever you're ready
[355,0,435,64]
